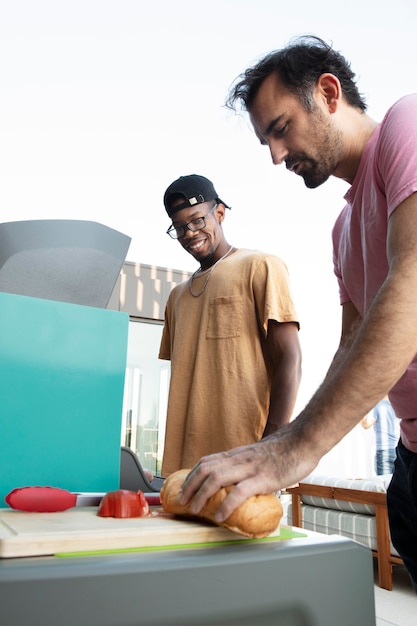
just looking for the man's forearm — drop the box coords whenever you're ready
[291,268,417,460]
[263,359,301,437]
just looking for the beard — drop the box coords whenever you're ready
[290,157,334,188]
[286,109,344,189]
[183,240,216,269]
[196,250,215,267]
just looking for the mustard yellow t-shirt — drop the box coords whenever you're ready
[159,248,299,476]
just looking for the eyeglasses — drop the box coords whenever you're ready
[166,204,217,239]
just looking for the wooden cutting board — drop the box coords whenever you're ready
[0,507,282,558]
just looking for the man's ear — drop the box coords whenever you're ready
[216,203,226,223]
[316,73,341,113]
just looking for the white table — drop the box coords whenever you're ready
[0,527,375,626]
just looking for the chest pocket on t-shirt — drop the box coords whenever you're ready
[206,295,243,339]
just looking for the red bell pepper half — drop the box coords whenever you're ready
[97,489,150,518]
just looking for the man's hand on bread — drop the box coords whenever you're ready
[180,426,318,523]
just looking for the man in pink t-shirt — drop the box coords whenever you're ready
[179,35,417,592]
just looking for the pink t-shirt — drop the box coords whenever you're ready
[332,94,417,451]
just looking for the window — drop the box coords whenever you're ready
[121,319,170,476]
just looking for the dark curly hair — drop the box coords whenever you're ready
[226,35,367,113]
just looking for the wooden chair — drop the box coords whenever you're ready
[287,482,404,590]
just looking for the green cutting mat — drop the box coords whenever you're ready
[56,527,308,557]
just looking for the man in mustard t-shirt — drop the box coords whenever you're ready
[159,174,301,476]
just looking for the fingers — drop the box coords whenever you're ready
[179,453,229,510]
[180,445,255,502]
[181,464,261,522]
[178,424,318,527]
[210,479,262,523]
[179,443,278,522]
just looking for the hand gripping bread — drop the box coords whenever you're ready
[160,469,283,538]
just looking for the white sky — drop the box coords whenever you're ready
[1,0,416,453]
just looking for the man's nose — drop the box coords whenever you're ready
[183,226,197,239]
[269,141,288,166]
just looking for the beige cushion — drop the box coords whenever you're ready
[287,502,400,557]
[299,474,392,515]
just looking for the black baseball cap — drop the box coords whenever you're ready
[163,174,230,217]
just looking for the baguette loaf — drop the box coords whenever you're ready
[160,469,282,538]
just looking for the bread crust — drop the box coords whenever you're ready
[160,469,282,538]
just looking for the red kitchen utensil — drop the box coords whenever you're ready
[5,486,160,512]
[5,486,77,512]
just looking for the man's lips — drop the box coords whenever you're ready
[286,159,302,174]
[187,238,206,253]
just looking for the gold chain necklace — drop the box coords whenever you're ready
[189,245,234,297]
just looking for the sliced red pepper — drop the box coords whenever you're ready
[97,489,150,518]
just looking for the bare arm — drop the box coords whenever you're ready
[262,320,301,437]
[180,192,417,522]
[303,191,417,450]
[360,413,376,429]
[320,300,362,381]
